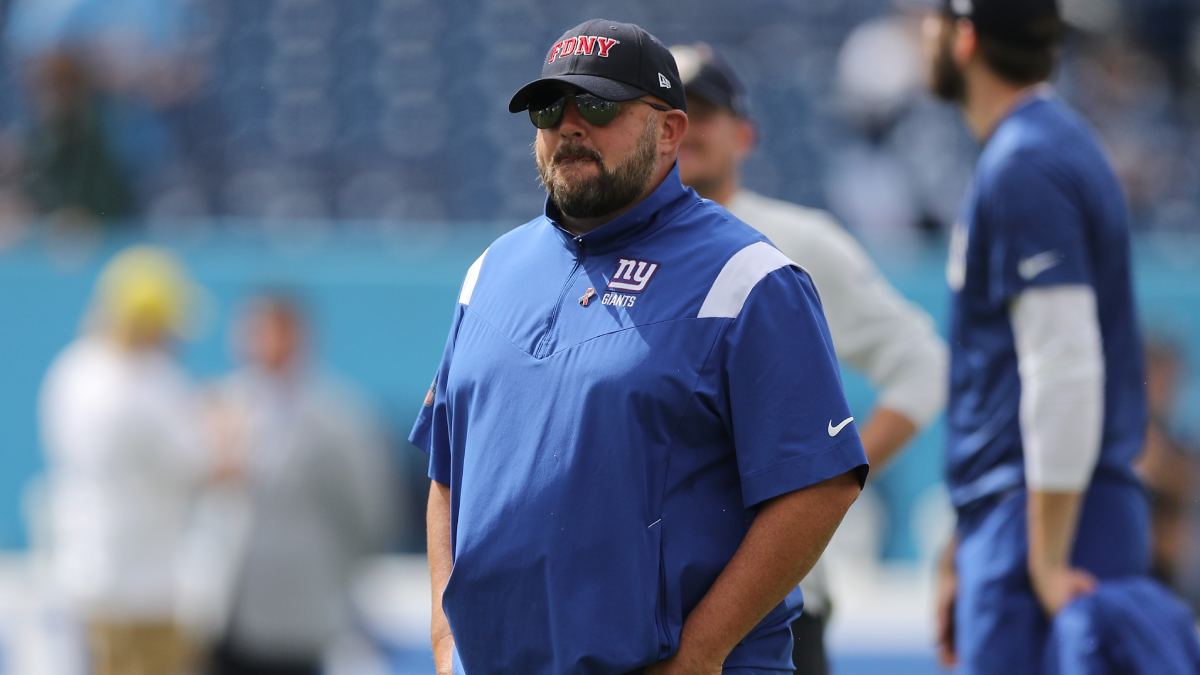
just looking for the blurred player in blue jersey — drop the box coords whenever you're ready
[926,0,1151,673]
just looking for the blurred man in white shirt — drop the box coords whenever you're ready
[673,43,949,675]
[40,246,216,675]
[208,294,395,675]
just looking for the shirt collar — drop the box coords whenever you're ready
[543,162,698,255]
[1009,83,1055,115]
[987,83,1055,143]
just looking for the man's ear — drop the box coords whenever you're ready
[952,18,977,68]
[734,119,757,163]
[659,110,689,155]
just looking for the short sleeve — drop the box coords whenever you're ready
[983,157,1092,303]
[409,303,465,487]
[721,267,869,508]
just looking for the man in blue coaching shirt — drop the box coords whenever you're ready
[927,1,1151,673]
[410,20,868,675]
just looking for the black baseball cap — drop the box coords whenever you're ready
[944,0,1063,47]
[508,20,686,114]
[669,43,749,118]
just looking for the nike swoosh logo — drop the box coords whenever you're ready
[1018,250,1061,281]
[828,417,854,436]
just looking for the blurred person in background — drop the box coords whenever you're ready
[1137,336,1199,592]
[207,293,395,675]
[1126,0,1198,92]
[672,42,948,675]
[5,0,210,223]
[0,128,36,247]
[925,0,1193,671]
[21,50,133,223]
[39,245,216,675]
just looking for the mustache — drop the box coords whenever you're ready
[552,143,604,166]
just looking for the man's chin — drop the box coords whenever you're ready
[554,160,601,179]
[552,172,604,195]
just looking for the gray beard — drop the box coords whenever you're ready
[536,116,658,220]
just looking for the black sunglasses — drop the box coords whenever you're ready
[529,93,672,129]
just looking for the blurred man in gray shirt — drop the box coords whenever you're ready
[673,43,948,675]
[209,294,396,675]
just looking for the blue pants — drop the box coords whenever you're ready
[954,476,1150,675]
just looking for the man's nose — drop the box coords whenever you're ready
[558,98,589,138]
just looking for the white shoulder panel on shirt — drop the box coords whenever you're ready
[698,241,797,319]
[458,248,489,305]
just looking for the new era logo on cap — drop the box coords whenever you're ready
[658,73,671,88]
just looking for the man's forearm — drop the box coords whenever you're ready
[1027,489,1083,574]
[669,471,861,668]
[859,406,918,476]
[1026,488,1099,615]
[935,532,959,667]
[428,480,456,674]
[1012,287,1104,614]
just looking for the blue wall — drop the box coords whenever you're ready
[2,228,1198,557]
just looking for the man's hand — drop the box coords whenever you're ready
[433,633,456,675]
[204,394,247,483]
[1028,563,1096,616]
[935,535,958,669]
[657,470,861,671]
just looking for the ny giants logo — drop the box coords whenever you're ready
[608,258,658,293]
[549,36,620,64]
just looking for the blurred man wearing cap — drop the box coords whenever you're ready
[39,246,221,675]
[208,294,395,675]
[926,1,1151,672]
[673,43,948,675]
[413,19,867,675]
